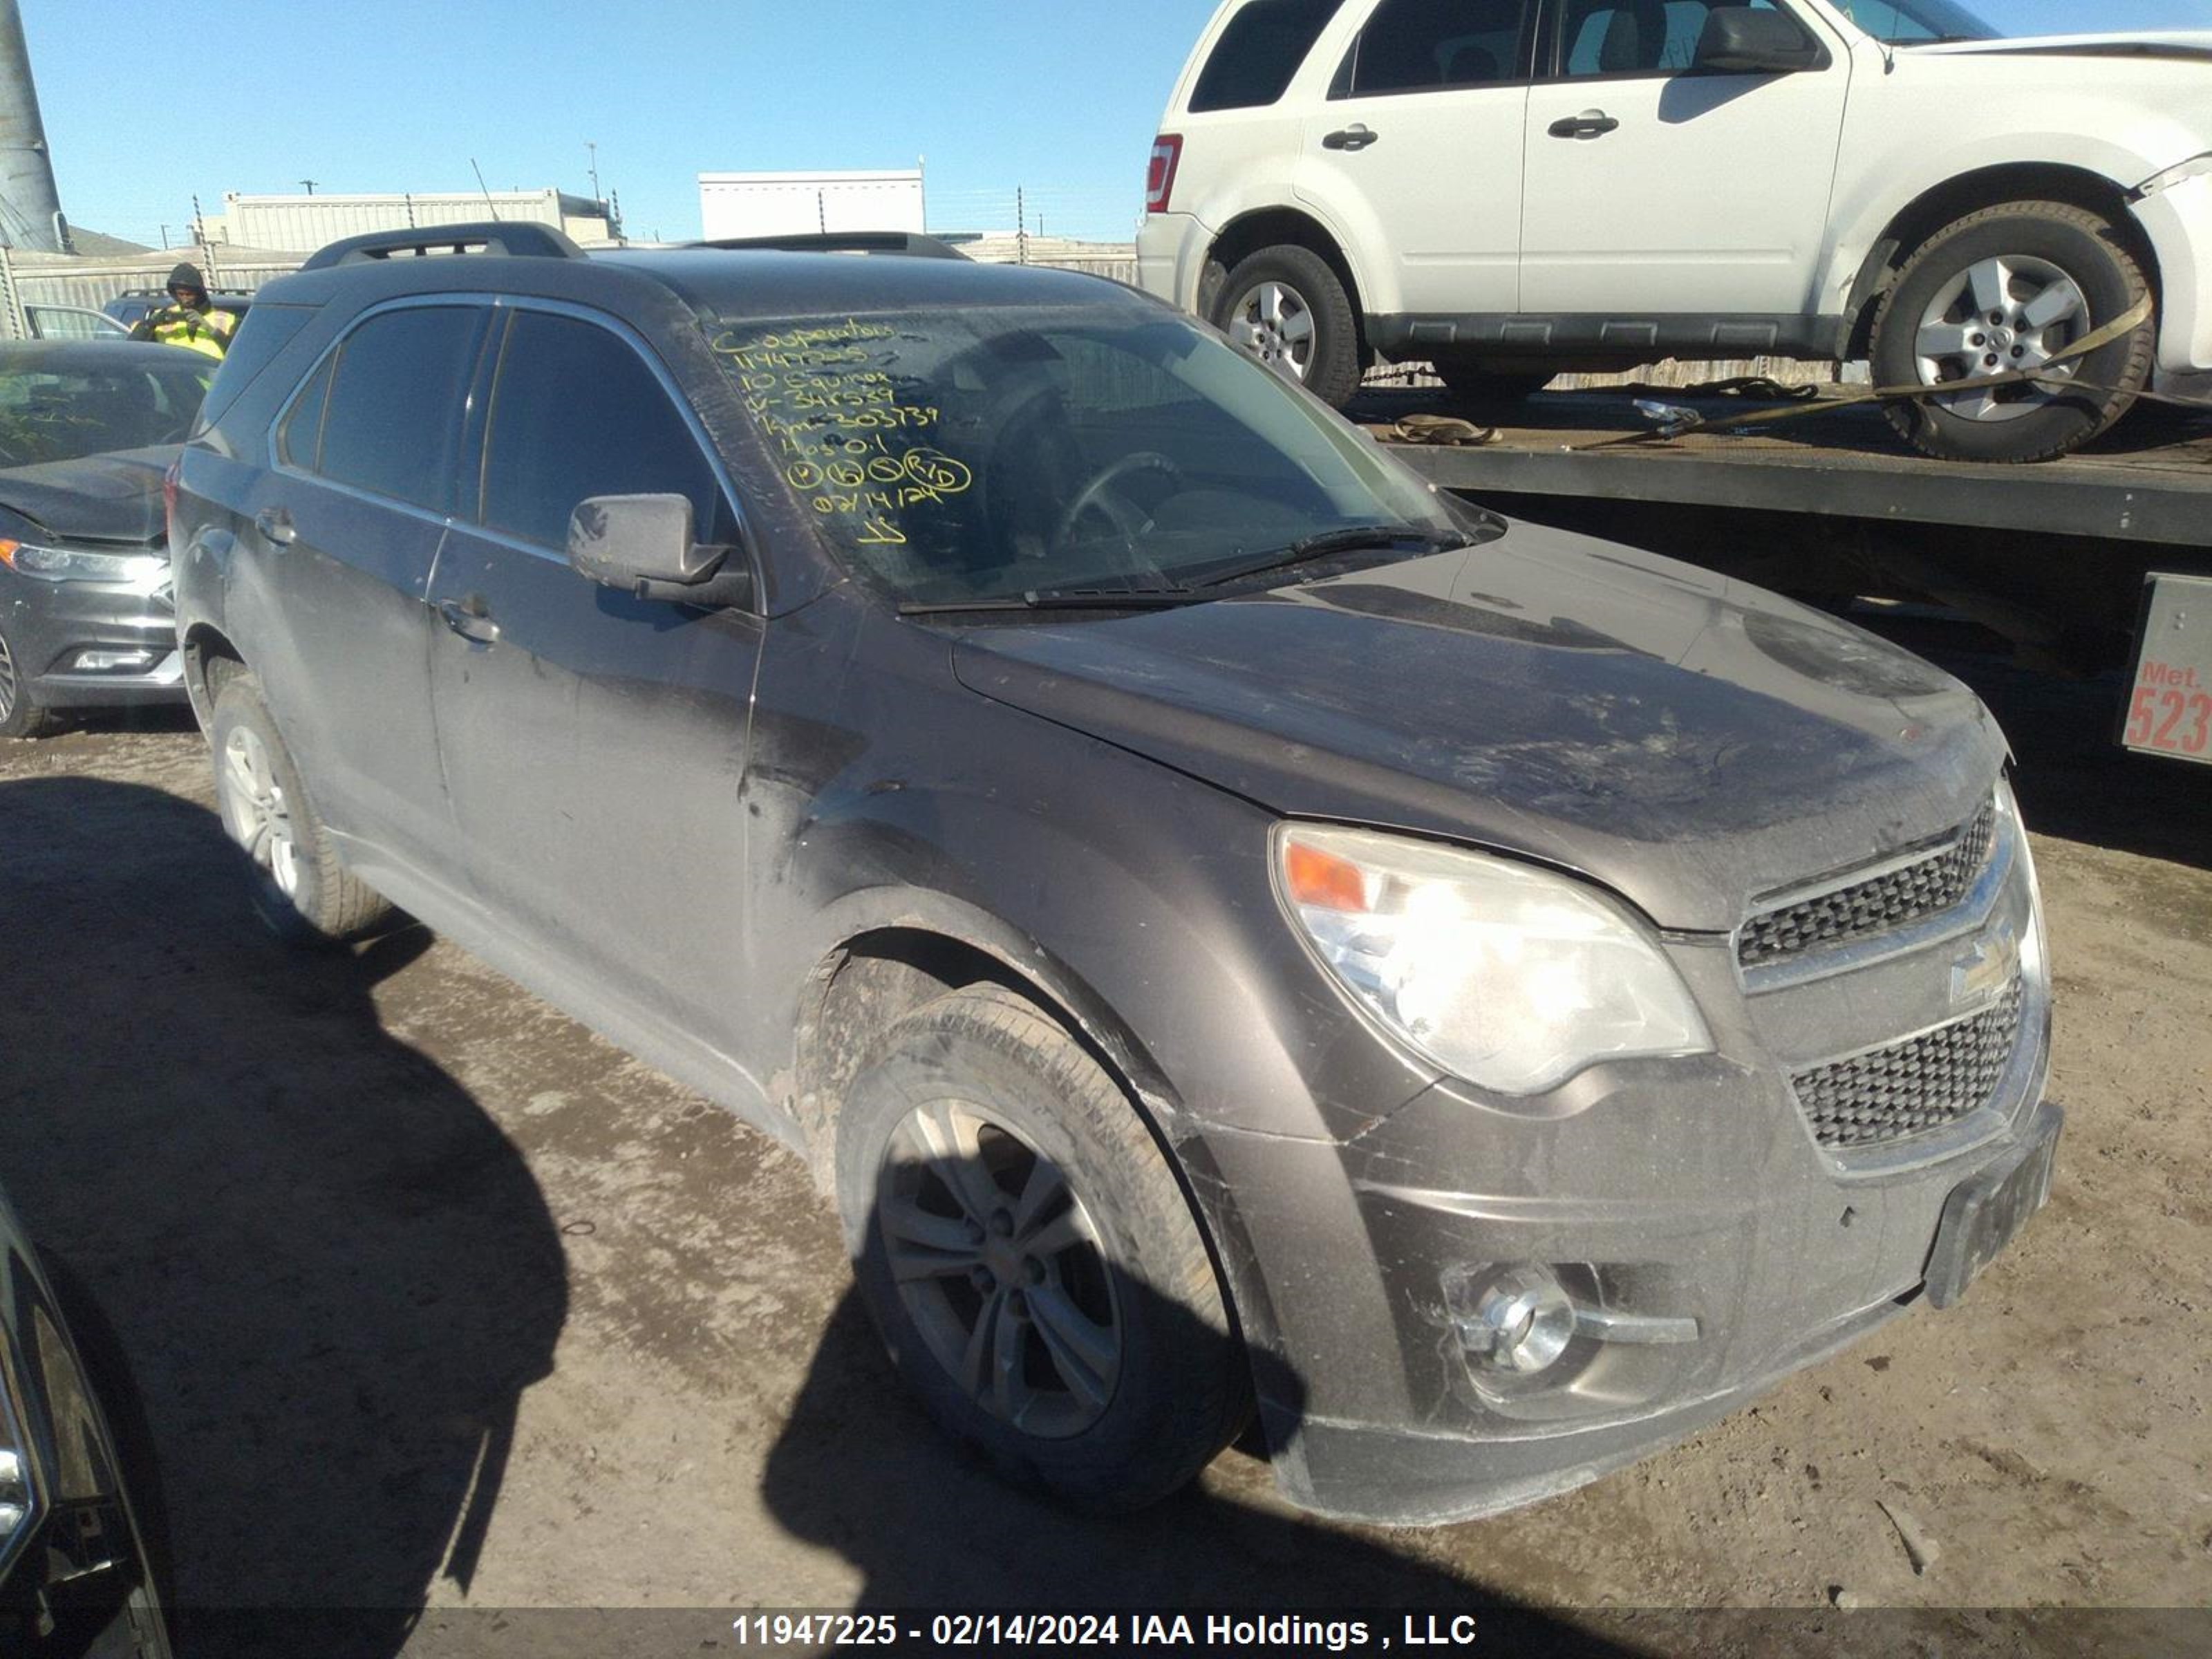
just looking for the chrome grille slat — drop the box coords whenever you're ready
[1741,802,1998,968]
[1790,982,2025,1150]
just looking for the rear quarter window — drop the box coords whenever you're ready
[194,301,316,435]
[1189,0,1347,111]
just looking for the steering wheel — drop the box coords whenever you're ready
[1050,451,1185,555]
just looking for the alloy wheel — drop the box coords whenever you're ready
[0,632,17,723]
[1226,281,1316,383]
[1913,254,2091,423]
[876,1099,1123,1438]
[218,725,308,900]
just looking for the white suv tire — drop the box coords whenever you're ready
[1871,200,2156,465]
[1212,245,1363,409]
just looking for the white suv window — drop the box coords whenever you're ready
[1189,0,1348,112]
[1335,0,1530,97]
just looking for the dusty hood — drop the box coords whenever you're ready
[0,446,174,547]
[950,526,2007,934]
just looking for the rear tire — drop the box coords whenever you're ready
[1212,244,1363,409]
[1871,200,2154,463]
[835,984,1246,1512]
[208,672,391,944]
[0,623,58,740]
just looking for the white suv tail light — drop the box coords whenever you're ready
[1146,135,1184,214]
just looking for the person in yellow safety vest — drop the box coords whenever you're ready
[127,263,236,360]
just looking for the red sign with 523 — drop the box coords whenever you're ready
[2125,574,2212,765]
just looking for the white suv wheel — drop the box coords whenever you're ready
[1226,280,1316,382]
[1912,254,2090,424]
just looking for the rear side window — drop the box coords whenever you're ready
[1190,0,1346,111]
[1340,0,1530,96]
[313,306,482,512]
[477,309,733,551]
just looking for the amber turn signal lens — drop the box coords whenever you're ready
[1284,839,1369,912]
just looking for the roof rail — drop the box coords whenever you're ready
[300,221,585,272]
[684,231,971,262]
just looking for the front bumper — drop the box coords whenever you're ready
[1199,800,2055,1525]
[0,569,185,713]
[2132,167,2212,377]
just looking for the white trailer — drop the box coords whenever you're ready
[698,169,924,242]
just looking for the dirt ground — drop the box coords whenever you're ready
[0,621,2206,1658]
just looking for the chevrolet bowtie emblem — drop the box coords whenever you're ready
[1951,923,2021,1011]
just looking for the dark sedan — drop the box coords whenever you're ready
[0,342,211,739]
[0,1185,172,1655]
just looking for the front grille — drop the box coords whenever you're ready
[1741,802,1997,967]
[1790,982,2025,1150]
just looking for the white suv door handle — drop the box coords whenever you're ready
[1322,124,1379,153]
[1548,109,1621,140]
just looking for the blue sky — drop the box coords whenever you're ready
[28,0,2212,250]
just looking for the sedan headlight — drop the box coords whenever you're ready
[0,538,167,590]
[1275,823,1712,1096]
[0,1350,35,1572]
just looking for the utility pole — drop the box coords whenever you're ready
[159,224,169,249]
[0,0,68,252]
[586,140,601,205]
[1015,185,1027,265]
[299,178,318,196]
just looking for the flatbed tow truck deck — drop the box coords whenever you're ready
[1360,385,2212,548]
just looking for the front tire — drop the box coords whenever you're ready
[0,624,57,740]
[835,984,1246,1511]
[1871,200,2154,463]
[1212,244,1363,409]
[208,672,390,944]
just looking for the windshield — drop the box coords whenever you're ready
[1831,0,1996,41]
[708,306,1463,606]
[0,359,213,468]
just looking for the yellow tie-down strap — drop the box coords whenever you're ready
[1588,293,2166,449]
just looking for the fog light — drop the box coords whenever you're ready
[1443,1263,1577,1376]
[71,648,156,673]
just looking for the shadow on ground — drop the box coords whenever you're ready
[0,776,568,1658]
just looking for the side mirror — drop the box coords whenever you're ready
[1694,8,1823,73]
[565,494,752,610]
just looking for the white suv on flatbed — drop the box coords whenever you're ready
[1137,0,2212,462]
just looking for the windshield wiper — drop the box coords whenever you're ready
[1190,525,1471,591]
[898,585,1204,618]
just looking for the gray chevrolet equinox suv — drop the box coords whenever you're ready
[169,222,2059,1524]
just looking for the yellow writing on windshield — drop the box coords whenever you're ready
[714,318,973,550]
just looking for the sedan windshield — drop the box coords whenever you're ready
[0,359,213,468]
[1830,0,1997,41]
[708,305,1465,607]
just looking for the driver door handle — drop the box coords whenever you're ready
[437,596,500,645]
[1322,123,1379,152]
[1548,110,1620,140]
[253,506,296,545]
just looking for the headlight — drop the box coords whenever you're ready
[0,1347,35,1573]
[1275,823,1712,1096]
[0,538,168,590]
